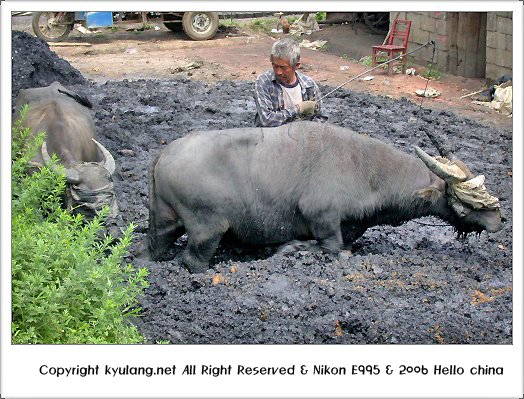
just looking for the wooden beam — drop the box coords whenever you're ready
[48,42,92,47]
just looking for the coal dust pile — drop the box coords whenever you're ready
[12,31,512,344]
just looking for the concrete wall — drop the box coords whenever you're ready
[486,12,513,80]
[392,12,446,70]
[390,12,512,81]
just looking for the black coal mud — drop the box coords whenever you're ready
[11,31,87,104]
[12,31,513,344]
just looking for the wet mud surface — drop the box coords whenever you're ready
[12,31,513,344]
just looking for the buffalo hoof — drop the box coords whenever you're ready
[338,250,353,261]
[185,263,209,274]
[277,240,318,255]
[182,252,210,274]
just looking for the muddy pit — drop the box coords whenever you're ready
[12,31,512,344]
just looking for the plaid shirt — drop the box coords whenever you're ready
[254,70,328,127]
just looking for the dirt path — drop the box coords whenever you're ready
[12,15,512,131]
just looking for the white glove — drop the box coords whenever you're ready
[296,101,317,116]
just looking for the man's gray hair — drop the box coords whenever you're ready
[270,38,300,67]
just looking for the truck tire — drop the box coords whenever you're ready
[182,12,219,41]
[32,12,74,42]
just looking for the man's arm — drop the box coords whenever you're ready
[254,77,298,127]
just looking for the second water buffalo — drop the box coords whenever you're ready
[14,81,119,227]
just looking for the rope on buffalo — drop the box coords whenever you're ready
[66,181,119,223]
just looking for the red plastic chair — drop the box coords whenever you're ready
[372,20,411,75]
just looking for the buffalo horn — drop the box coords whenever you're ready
[41,140,56,168]
[92,139,116,175]
[414,146,467,185]
[41,140,80,183]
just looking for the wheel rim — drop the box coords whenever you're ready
[191,13,212,33]
[38,12,69,39]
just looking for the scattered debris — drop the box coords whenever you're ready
[212,274,225,285]
[405,68,416,75]
[124,48,138,54]
[459,87,490,99]
[415,88,441,98]
[339,65,350,71]
[361,76,374,81]
[470,290,493,305]
[76,26,89,34]
[472,81,512,116]
[221,25,242,36]
[489,75,512,99]
[335,320,343,337]
[299,39,327,50]
[118,149,137,157]
[290,13,320,35]
[76,26,101,34]
[169,60,204,74]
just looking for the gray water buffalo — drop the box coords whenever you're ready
[148,121,503,273]
[14,82,119,226]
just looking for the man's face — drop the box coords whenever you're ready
[271,57,299,85]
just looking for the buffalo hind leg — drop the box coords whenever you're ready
[148,224,185,260]
[309,219,344,254]
[182,227,225,274]
[148,198,184,260]
[278,219,344,256]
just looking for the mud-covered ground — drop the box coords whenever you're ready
[12,31,513,344]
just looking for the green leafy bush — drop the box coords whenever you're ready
[11,107,148,344]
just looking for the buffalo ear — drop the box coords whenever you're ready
[415,187,443,203]
[64,169,81,184]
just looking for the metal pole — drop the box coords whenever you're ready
[318,40,435,102]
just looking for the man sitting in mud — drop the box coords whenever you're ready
[254,38,328,127]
